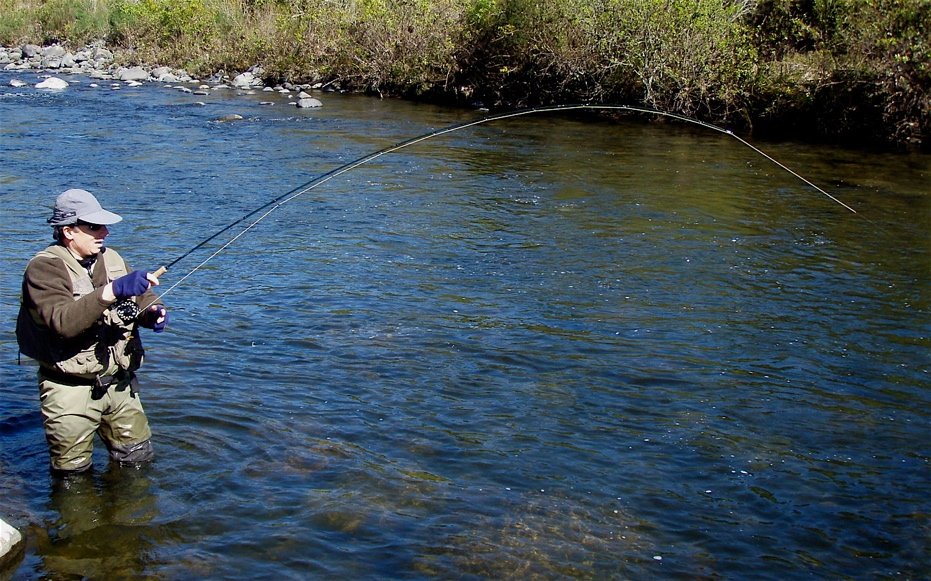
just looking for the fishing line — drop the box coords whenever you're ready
[141,103,856,309]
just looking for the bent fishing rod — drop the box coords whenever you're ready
[139,102,857,309]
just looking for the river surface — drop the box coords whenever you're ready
[0,71,928,580]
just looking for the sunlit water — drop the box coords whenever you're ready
[1,72,929,580]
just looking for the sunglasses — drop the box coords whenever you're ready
[75,221,105,231]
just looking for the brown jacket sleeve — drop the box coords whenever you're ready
[23,256,110,339]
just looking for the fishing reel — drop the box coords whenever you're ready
[113,299,140,325]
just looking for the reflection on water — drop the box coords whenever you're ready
[32,466,159,579]
[0,73,929,580]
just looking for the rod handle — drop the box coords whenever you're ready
[153,266,168,279]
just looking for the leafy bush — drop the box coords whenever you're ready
[0,0,110,45]
[746,0,929,145]
[455,0,757,121]
[0,0,38,45]
[0,0,926,146]
[837,0,929,145]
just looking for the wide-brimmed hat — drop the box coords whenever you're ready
[47,189,123,226]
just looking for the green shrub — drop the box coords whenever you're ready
[837,0,929,144]
[0,0,38,45]
[455,0,757,120]
[746,0,929,145]
[0,0,111,46]
[0,0,925,146]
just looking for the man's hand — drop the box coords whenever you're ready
[110,270,159,300]
[140,305,169,333]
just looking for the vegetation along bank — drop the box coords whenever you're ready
[0,0,928,149]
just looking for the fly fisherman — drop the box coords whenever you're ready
[16,189,169,475]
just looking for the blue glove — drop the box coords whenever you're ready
[141,305,169,333]
[112,270,151,299]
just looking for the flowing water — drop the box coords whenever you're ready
[0,72,929,580]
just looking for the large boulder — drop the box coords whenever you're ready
[40,56,62,69]
[232,71,260,88]
[115,66,149,82]
[42,45,66,59]
[92,46,113,63]
[21,44,40,58]
[36,77,69,89]
[296,97,323,108]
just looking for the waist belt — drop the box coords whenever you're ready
[39,367,137,399]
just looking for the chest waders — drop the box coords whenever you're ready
[18,246,155,472]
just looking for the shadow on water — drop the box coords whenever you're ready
[1,72,929,579]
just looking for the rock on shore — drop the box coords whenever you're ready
[3,42,117,75]
[1,43,324,109]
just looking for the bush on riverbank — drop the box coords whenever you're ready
[0,0,927,148]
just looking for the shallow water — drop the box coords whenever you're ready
[0,72,929,579]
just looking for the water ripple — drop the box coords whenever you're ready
[1,74,928,580]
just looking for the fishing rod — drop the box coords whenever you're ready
[139,102,857,310]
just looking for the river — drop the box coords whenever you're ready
[0,72,928,579]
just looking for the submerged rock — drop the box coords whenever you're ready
[296,97,323,109]
[0,517,23,569]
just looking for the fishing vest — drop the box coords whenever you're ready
[16,245,144,378]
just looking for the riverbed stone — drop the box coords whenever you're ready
[1,43,314,112]
[151,67,181,83]
[232,72,259,88]
[0,517,23,567]
[93,46,113,61]
[36,77,68,89]
[41,56,62,69]
[42,45,66,58]
[297,97,323,108]
[115,66,149,82]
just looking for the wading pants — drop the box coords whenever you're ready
[38,370,154,473]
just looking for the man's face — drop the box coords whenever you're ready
[63,221,109,258]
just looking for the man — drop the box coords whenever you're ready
[16,188,169,474]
